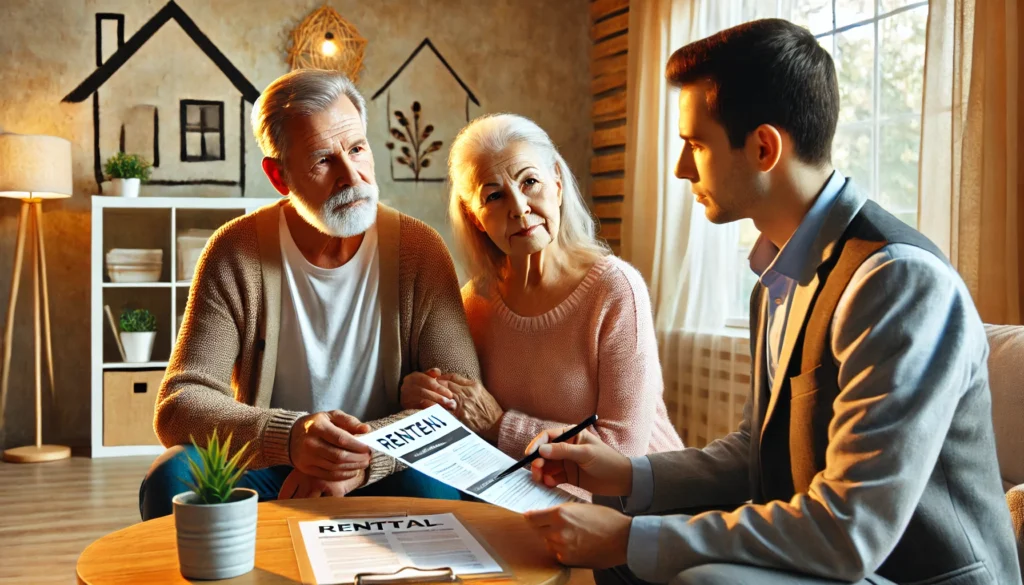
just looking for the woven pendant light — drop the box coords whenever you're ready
[287,5,367,81]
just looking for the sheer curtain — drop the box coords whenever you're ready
[623,0,781,445]
[918,0,1022,325]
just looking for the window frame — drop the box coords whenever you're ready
[179,99,225,163]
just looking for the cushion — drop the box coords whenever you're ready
[985,324,1024,490]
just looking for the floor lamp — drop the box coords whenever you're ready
[0,131,72,463]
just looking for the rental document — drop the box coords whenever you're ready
[293,513,502,585]
[356,405,576,513]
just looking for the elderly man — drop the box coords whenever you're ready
[138,69,481,520]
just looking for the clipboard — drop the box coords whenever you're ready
[287,511,514,585]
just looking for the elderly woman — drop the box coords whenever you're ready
[401,113,682,463]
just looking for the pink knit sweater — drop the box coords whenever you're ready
[462,256,684,461]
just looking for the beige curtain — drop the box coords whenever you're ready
[623,0,779,445]
[919,0,1023,325]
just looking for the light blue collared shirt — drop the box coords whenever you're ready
[748,169,846,386]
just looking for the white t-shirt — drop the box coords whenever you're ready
[271,212,388,421]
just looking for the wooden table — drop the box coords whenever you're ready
[77,496,571,585]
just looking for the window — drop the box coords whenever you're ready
[179,100,224,162]
[726,0,929,325]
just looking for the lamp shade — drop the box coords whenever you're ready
[0,132,73,200]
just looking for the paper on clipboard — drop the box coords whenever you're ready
[288,513,508,585]
[355,405,577,513]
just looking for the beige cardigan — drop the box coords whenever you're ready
[155,200,481,485]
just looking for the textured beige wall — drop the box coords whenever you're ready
[0,0,591,450]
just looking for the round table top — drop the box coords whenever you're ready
[77,496,570,585]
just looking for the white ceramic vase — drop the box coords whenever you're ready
[110,177,141,197]
[120,331,156,363]
[173,488,258,580]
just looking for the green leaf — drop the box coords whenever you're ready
[104,151,153,182]
[185,429,252,504]
[119,309,156,332]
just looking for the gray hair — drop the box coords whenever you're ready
[448,113,608,287]
[251,69,368,160]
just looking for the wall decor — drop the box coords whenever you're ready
[287,5,367,82]
[373,38,480,183]
[385,102,444,182]
[62,1,260,196]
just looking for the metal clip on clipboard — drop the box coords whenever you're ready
[354,567,460,585]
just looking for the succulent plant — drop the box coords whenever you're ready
[182,428,254,505]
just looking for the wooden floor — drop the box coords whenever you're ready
[0,455,153,584]
[0,456,596,585]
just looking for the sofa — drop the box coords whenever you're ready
[984,324,1024,575]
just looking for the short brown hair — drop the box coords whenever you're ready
[666,19,839,166]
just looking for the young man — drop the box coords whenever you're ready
[522,19,1019,585]
[138,70,484,519]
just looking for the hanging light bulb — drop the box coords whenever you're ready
[321,31,338,57]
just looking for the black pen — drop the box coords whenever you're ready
[493,414,599,481]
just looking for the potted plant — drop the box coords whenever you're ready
[119,308,156,363]
[173,429,257,580]
[104,152,152,197]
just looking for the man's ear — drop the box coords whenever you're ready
[749,124,783,173]
[262,157,291,196]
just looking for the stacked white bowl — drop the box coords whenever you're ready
[106,248,163,283]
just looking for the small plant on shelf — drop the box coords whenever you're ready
[119,308,157,363]
[182,428,254,505]
[119,308,156,332]
[104,152,152,182]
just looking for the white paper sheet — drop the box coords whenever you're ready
[297,513,503,585]
[357,405,576,513]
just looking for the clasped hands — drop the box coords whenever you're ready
[400,368,504,442]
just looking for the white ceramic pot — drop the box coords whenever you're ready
[173,489,257,580]
[120,331,156,363]
[110,178,141,197]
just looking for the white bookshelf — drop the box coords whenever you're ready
[90,196,279,457]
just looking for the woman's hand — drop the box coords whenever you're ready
[438,373,504,442]
[400,369,458,411]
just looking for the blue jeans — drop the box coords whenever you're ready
[139,445,463,521]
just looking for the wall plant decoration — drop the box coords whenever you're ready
[372,38,480,183]
[287,5,367,82]
[385,102,443,182]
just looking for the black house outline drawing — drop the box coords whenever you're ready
[63,0,260,195]
[372,38,480,183]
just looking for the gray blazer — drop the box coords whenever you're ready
[623,183,1020,584]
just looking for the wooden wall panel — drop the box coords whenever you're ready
[588,0,629,253]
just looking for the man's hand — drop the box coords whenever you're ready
[527,428,633,497]
[278,468,365,499]
[400,369,458,411]
[289,410,372,481]
[524,504,631,568]
[437,373,504,442]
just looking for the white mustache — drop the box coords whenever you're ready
[327,184,373,207]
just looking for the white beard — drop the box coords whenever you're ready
[294,183,380,238]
